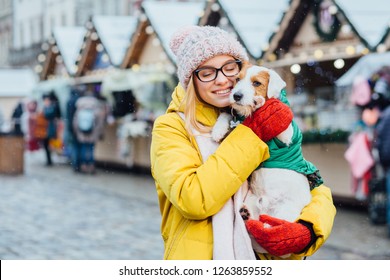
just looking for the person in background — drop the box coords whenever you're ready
[21,98,40,152]
[373,71,390,237]
[66,88,81,172]
[376,106,390,238]
[72,90,105,174]
[150,25,336,260]
[11,101,24,134]
[41,93,60,166]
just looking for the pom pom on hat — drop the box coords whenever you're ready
[169,25,248,89]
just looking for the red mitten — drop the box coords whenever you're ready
[242,99,293,142]
[246,215,315,256]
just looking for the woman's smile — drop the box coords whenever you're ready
[214,88,232,96]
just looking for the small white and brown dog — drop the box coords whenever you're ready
[212,64,311,255]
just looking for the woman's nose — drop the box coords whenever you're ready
[214,70,229,84]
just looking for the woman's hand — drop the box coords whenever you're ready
[242,99,293,142]
[246,215,316,256]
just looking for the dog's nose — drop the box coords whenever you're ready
[233,92,243,102]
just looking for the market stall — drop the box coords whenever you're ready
[98,68,175,169]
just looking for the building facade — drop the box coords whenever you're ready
[6,0,139,68]
[0,0,13,66]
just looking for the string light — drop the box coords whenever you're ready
[96,43,104,52]
[37,54,46,63]
[90,32,98,41]
[145,26,154,35]
[290,64,301,74]
[55,55,63,64]
[131,64,140,72]
[314,49,324,59]
[376,44,386,53]
[333,58,345,69]
[34,64,43,73]
[211,3,220,12]
[345,45,355,55]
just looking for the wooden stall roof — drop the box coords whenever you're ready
[262,0,390,67]
[39,43,57,81]
[199,0,290,61]
[336,0,390,51]
[39,26,85,81]
[121,0,205,69]
[75,15,136,77]
[93,16,137,67]
[376,27,390,52]
[121,17,150,69]
[74,20,101,77]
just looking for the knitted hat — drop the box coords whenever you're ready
[169,25,248,89]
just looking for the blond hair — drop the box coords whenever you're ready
[182,76,212,137]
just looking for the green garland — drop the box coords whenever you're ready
[312,0,341,42]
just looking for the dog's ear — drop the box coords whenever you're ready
[267,69,286,99]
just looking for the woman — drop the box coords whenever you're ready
[150,25,336,260]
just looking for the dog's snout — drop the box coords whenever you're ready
[233,92,243,102]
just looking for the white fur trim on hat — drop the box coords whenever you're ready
[169,25,248,90]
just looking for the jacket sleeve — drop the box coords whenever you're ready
[151,113,270,220]
[296,184,336,256]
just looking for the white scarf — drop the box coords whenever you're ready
[178,113,255,259]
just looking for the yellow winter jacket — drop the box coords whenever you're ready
[150,84,336,260]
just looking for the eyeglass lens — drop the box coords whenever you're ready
[195,61,241,82]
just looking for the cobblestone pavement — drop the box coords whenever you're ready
[0,151,163,260]
[1,150,390,260]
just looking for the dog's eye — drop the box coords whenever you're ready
[252,81,262,87]
[236,77,240,82]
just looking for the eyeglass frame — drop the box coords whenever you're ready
[193,59,242,82]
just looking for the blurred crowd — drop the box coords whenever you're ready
[9,87,107,175]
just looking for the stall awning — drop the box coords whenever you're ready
[0,68,37,97]
[335,51,390,87]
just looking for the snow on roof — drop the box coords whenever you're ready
[142,0,206,62]
[53,26,85,75]
[93,15,138,66]
[336,0,390,49]
[336,51,390,87]
[0,68,38,97]
[219,0,289,58]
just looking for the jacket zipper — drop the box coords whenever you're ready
[166,219,190,259]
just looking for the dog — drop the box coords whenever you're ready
[212,64,312,255]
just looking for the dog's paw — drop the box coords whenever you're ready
[239,205,251,221]
[212,113,232,142]
[276,123,294,145]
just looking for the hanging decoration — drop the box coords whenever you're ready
[313,0,341,42]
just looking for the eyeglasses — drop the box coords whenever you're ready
[194,60,242,82]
